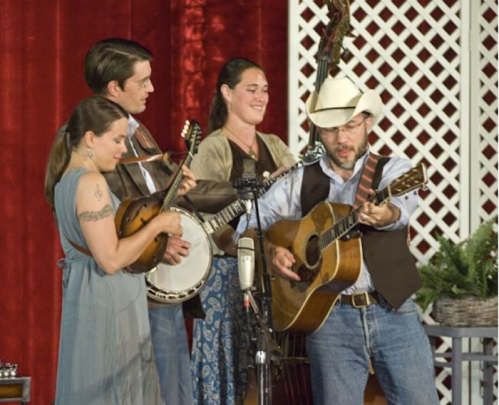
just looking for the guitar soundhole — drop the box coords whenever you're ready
[297,235,320,282]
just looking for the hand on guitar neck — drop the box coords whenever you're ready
[358,189,401,228]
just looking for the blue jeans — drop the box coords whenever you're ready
[306,298,439,405]
[149,304,194,405]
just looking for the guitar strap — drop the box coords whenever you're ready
[66,237,134,274]
[68,238,92,257]
[352,153,381,210]
[119,153,168,164]
[300,152,389,217]
[52,208,93,257]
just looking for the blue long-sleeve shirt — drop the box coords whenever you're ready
[235,149,418,294]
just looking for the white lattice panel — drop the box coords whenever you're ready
[471,0,498,230]
[288,0,498,403]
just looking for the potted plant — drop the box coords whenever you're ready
[416,216,498,327]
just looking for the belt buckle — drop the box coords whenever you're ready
[351,292,371,308]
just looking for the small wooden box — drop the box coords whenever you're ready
[0,377,31,403]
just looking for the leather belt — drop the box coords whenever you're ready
[340,291,381,308]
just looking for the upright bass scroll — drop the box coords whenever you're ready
[305,0,354,160]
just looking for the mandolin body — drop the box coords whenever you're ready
[114,191,169,274]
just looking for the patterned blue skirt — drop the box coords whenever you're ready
[191,256,251,405]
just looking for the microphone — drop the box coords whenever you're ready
[243,199,252,223]
[238,237,255,311]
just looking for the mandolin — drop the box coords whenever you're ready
[114,120,201,274]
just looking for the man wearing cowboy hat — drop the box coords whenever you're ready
[235,77,438,404]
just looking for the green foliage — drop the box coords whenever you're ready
[416,216,498,310]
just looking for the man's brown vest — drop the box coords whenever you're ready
[300,159,421,310]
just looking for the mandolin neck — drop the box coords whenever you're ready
[160,152,194,212]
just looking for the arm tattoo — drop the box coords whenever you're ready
[78,204,113,222]
[94,184,103,201]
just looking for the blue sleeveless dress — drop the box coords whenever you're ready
[54,168,163,405]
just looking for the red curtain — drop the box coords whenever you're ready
[0,1,288,403]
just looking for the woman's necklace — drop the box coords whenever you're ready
[224,126,257,160]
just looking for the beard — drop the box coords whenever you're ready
[326,136,369,170]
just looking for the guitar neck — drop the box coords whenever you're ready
[319,186,392,251]
[318,163,427,250]
[204,160,425,250]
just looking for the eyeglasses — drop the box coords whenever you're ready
[318,117,367,138]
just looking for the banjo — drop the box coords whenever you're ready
[145,153,323,304]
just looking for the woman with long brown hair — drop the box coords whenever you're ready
[45,95,193,404]
[190,58,296,404]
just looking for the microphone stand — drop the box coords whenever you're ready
[252,186,274,331]
[247,182,282,405]
[246,288,282,405]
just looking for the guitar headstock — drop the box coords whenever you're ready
[181,120,202,156]
[389,163,428,197]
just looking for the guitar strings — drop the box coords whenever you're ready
[301,206,364,259]
[299,173,416,260]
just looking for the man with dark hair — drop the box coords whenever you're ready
[84,37,236,405]
[84,38,153,96]
[236,77,439,404]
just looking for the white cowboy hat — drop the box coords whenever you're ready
[306,77,383,128]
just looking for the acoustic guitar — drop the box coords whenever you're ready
[266,163,428,333]
[114,120,201,274]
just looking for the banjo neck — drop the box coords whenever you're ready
[202,160,304,235]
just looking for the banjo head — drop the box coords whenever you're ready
[146,207,213,304]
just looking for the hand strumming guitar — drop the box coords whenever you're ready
[264,239,300,281]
